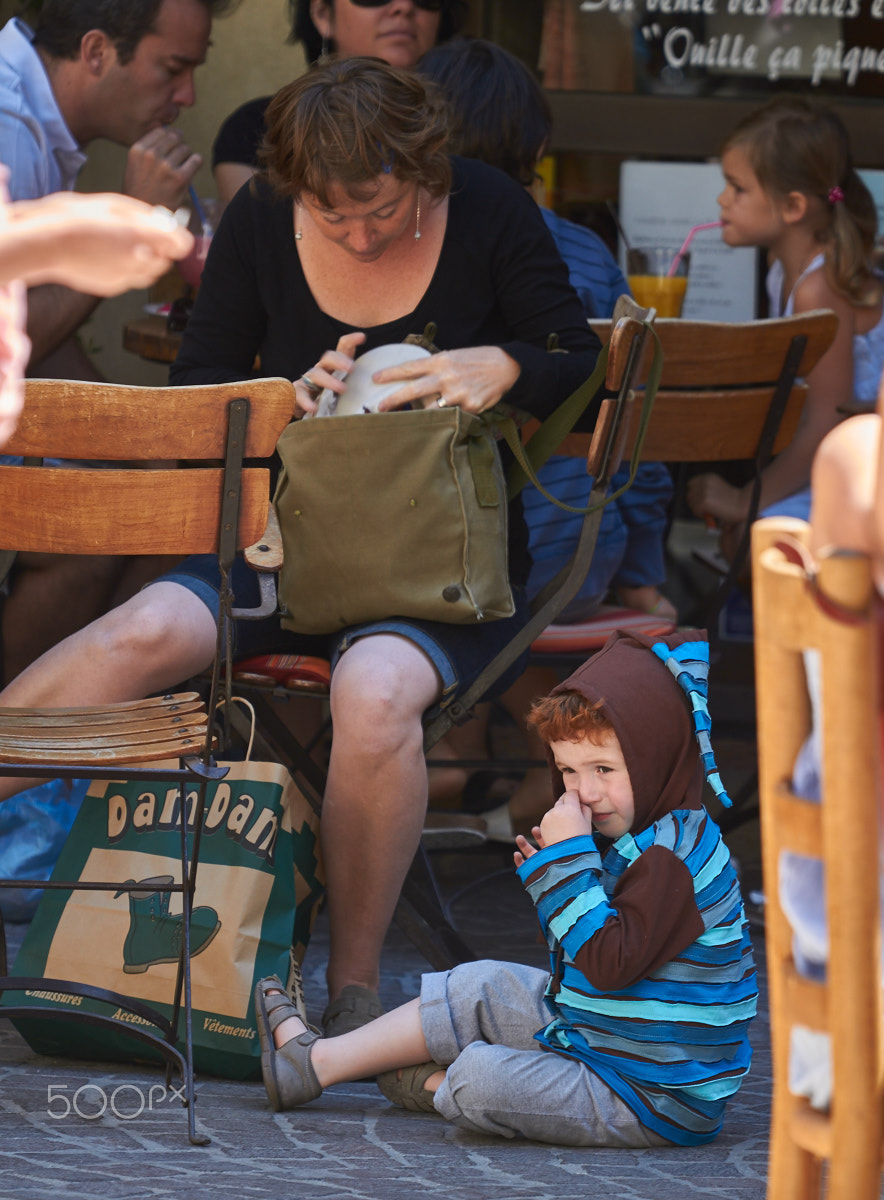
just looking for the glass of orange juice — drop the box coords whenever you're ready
[626,247,690,318]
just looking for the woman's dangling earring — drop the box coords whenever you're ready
[295,204,303,242]
[414,195,421,241]
[320,35,330,58]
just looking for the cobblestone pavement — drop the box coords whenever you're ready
[0,843,775,1200]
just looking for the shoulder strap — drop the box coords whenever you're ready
[500,322,663,513]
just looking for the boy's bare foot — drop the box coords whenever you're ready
[263,984,306,1049]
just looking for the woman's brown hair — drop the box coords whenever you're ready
[260,56,451,206]
[723,97,880,307]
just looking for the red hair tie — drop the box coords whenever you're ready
[828,185,845,205]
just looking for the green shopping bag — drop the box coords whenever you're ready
[7,757,324,1080]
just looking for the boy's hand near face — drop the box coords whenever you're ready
[542,790,594,844]
[513,791,593,867]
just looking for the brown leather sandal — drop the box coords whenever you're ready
[376,1061,445,1113]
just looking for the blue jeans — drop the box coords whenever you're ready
[523,457,673,622]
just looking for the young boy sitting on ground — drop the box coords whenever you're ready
[254,629,758,1147]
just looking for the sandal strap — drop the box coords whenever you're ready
[257,976,318,1037]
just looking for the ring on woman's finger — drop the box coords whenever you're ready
[436,397,448,408]
[300,373,322,394]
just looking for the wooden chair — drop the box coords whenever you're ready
[0,376,296,1144]
[529,308,838,647]
[753,515,883,1200]
[229,307,658,968]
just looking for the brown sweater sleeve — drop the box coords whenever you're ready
[565,846,705,992]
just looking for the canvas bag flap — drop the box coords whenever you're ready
[274,404,514,635]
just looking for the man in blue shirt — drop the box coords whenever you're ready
[0,0,227,684]
[0,0,228,374]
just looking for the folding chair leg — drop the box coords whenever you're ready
[164,777,211,1146]
[177,828,207,1146]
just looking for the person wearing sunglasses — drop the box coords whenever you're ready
[212,0,468,214]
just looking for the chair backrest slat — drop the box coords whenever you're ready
[589,309,838,389]
[631,386,807,460]
[550,385,807,463]
[586,308,836,465]
[0,466,271,556]
[5,377,296,460]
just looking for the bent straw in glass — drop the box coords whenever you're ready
[666,221,724,277]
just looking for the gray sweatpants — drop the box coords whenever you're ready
[420,960,672,1147]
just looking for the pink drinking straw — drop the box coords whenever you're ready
[666,220,724,277]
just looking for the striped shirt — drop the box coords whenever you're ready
[517,809,757,1145]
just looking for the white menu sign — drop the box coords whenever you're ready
[618,161,759,322]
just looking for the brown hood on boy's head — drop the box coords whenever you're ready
[547,630,708,836]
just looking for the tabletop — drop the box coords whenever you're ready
[122,315,182,364]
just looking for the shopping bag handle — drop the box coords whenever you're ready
[215,696,257,761]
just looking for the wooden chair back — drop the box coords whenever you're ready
[752,515,884,1200]
[547,309,838,463]
[0,378,295,556]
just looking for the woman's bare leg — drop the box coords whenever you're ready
[0,582,218,800]
[321,633,441,1003]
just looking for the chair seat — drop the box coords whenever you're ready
[0,692,209,765]
[233,620,681,686]
[232,653,331,693]
[531,606,678,654]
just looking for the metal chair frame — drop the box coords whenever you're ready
[0,378,295,1145]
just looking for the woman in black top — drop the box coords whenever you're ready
[213,0,468,212]
[0,61,600,1032]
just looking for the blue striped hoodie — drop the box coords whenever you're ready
[516,630,757,1145]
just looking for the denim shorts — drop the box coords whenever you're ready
[151,554,531,714]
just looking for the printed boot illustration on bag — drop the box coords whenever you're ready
[115,875,221,974]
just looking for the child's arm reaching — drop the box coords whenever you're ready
[746,269,856,508]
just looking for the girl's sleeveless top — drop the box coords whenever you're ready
[767,254,884,407]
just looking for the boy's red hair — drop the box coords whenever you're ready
[527,691,613,746]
